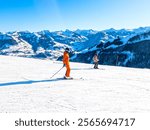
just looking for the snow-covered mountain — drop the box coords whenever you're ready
[0,55,150,112]
[0,27,150,68]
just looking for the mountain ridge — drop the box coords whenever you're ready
[0,26,150,68]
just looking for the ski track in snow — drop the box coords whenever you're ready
[0,55,150,113]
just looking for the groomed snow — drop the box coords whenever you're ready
[0,55,150,113]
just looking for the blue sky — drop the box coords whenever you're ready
[0,0,150,32]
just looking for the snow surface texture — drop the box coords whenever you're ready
[0,55,150,113]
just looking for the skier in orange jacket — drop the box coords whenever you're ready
[63,48,71,79]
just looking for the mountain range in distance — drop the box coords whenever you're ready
[0,26,150,68]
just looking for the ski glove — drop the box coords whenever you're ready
[63,64,66,67]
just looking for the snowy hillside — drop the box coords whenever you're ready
[0,27,150,68]
[0,55,150,113]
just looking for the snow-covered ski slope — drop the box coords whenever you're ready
[0,55,150,113]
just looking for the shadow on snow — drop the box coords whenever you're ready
[0,78,61,87]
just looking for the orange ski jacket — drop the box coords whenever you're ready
[63,51,70,66]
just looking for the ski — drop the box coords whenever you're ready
[56,77,84,80]
[93,68,105,70]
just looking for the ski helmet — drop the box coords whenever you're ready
[65,48,70,52]
[95,51,98,55]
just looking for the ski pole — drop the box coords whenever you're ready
[50,66,64,79]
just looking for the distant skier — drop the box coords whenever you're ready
[63,48,72,79]
[93,53,99,69]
